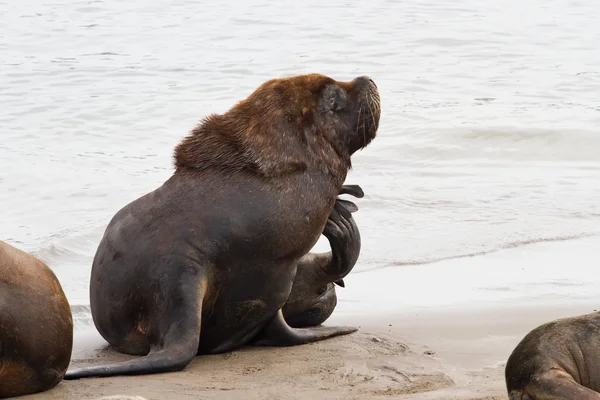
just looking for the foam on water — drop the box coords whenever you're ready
[1,0,600,330]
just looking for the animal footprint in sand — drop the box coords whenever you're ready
[336,363,454,396]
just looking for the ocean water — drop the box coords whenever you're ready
[1,0,600,332]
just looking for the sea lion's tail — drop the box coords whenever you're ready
[63,347,196,379]
[64,277,207,380]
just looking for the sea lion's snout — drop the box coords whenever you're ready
[353,75,377,90]
[348,75,380,152]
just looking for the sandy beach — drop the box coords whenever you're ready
[22,301,597,400]
[21,237,599,400]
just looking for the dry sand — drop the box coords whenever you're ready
[21,300,597,400]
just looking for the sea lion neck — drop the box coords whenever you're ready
[172,114,257,174]
[172,108,351,181]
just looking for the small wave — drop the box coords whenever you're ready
[407,126,600,162]
[455,127,586,142]
[71,304,95,331]
[71,304,91,314]
[460,127,600,147]
[30,224,106,266]
[360,232,600,271]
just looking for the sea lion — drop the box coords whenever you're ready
[281,185,363,329]
[0,240,73,398]
[64,73,380,379]
[505,311,600,399]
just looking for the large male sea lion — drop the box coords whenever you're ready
[0,240,73,398]
[281,185,363,329]
[505,312,600,399]
[64,73,381,379]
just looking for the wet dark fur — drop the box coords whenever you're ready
[0,240,73,398]
[63,73,380,380]
[505,312,600,399]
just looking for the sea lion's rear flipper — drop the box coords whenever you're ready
[518,369,600,400]
[252,309,357,347]
[63,277,207,380]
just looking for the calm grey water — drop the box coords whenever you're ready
[2,0,600,316]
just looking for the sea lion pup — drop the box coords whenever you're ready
[64,73,381,380]
[0,240,73,398]
[505,312,600,399]
[280,185,363,329]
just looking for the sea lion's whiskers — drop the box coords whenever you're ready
[355,102,364,145]
[364,93,373,146]
[367,93,377,131]
[362,106,367,146]
[355,103,363,134]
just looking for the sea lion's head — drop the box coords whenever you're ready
[246,73,381,157]
[174,73,380,177]
[311,74,381,156]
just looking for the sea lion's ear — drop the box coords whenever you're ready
[334,279,345,288]
[323,84,347,112]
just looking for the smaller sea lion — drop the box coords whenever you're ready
[281,185,363,329]
[505,311,600,399]
[0,240,73,398]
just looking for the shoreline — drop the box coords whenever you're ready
[62,232,600,308]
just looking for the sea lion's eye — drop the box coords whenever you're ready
[324,85,347,113]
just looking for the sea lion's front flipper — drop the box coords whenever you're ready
[252,309,357,347]
[321,197,361,282]
[517,369,600,400]
[280,189,361,329]
[339,184,364,199]
[63,276,207,380]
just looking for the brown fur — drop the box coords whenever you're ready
[0,240,73,398]
[173,74,378,180]
[505,312,600,399]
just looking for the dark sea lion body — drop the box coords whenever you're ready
[64,73,380,379]
[0,240,73,398]
[505,312,600,399]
